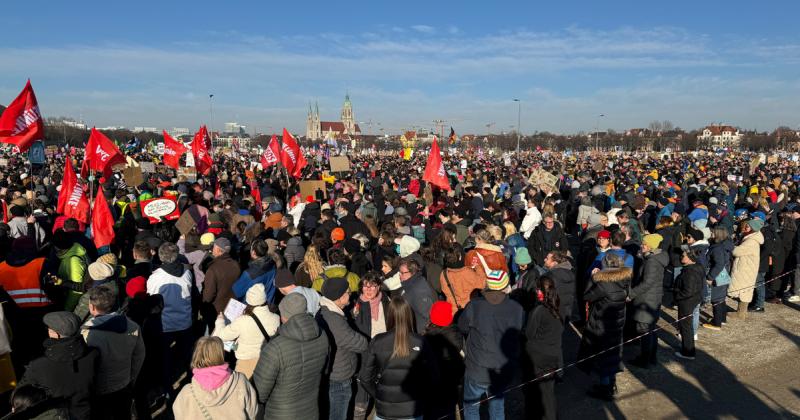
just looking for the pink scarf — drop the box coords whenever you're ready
[192,364,232,392]
[360,292,383,321]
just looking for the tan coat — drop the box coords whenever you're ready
[440,266,486,313]
[728,231,763,303]
[173,371,258,420]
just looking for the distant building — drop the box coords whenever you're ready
[213,136,251,150]
[97,126,126,131]
[64,120,87,130]
[698,124,741,147]
[133,127,158,133]
[170,127,190,137]
[224,122,246,135]
[625,128,660,137]
[306,95,361,140]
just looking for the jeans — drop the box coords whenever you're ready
[754,272,766,308]
[463,376,505,420]
[710,285,729,326]
[328,378,353,420]
[692,304,700,335]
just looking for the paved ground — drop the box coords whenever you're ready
[554,298,800,419]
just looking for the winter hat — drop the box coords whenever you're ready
[214,237,231,253]
[750,211,766,221]
[279,293,307,319]
[43,311,81,337]
[597,230,611,240]
[514,248,532,265]
[430,301,454,327]
[321,276,350,301]
[88,262,114,281]
[331,228,345,242]
[343,237,361,254]
[746,218,764,232]
[245,283,267,306]
[686,227,704,242]
[126,276,147,298]
[485,270,509,291]
[98,253,118,266]
[200,233,216,247]
[641,234,663,251]
[394,235,421,258]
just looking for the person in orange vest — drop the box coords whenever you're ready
[0,236,53,373]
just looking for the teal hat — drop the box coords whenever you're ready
[514,247,532,265]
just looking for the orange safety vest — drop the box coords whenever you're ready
[0,258,51,308]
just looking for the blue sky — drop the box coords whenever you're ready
[3,0,800,135]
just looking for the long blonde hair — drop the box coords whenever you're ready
[191,336,226,369]
[303,244,325,279]
[386,298,414,359]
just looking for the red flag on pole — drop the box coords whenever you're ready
[57,158,90,223]
[91,186,116,249]
[260,135,281,169]
[162,130,187,170]
[422,136,451,191]
[280,128,306,178]
[0,80,44,152]
[81,128,126,178]
[191,125,214,176]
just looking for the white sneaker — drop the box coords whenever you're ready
[788,295,800,303]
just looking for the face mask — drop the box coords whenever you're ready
[395,244,401,254]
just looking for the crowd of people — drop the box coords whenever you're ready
[0,145,797,420]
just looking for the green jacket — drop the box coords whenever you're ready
[57,243,88,312]
[311,265,360,293]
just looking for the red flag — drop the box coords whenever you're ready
[191,126,214,176]
[0,80,44,152]
[57,158,90,223]
[249,179,262,220]
[422,137,451,191]
[260,135,281,169]
[280,128,307,178]
[1,200,7,224]
[91,186,115,249]
[162,130,187,170]
[81,128,126,178]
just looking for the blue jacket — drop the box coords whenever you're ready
[232,257,277,304]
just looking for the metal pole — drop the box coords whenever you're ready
[209,94,214,146]
[514,99,521,153]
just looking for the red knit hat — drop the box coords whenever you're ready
[126,276,147,298]
[430,301,454,327]
[331,227,345,242]
[306,195,315,203]
[597,230,611,239]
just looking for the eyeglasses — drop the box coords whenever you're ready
[362,283,379,289]
[399,270,411,275]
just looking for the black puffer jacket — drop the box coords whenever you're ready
[20,335,98,420]
[630,249,668,324]
[252,313,329,420]
[358,331,439,419]
[674,262,704,309]
[547,261,576,321]
[578,266,631,377]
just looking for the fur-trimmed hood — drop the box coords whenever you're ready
[592,267,633,283]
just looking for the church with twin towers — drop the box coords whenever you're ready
[305,94,361,140]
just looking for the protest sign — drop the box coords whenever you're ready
[223,298,247,322]
[140,196,180,224]
[177,167,197,182]
[0,159,8,167]
[175,212,196,236]
[139,162,156,173]
[329,156,351,173]
[299,180,327,200]
[122,165,143,187]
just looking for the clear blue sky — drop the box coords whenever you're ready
[3,0,799,135]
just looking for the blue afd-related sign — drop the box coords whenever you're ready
[28,141,45,164]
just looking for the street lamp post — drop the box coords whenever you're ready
[595,114,605,151]
[513,99,521,153]
[209,94,215,144]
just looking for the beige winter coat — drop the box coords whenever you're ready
[728,231,763,303]
[213,306,279,361]
[173,371,258,420]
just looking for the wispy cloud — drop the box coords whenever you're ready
[0,25,797,133]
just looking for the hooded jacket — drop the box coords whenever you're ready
[214,306,279,361]
[283,236,305,268]
[546,260,576,321]
[311,265,360,293]
[81,313,145,395]
[729,231,763,303]
[173,371,258,420]
[232,257,277,305]
[251,313,328,420]
[630,249,668,324]
[147,262,193,333]
[20,335,98,420]
[578,266,631,377]
[674,262,705,309]
[56,243,88,312]
[401,273,436,333]
[464,243,507,272]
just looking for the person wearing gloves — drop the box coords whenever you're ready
[316,276,369,420]
[213,283,279,379]
[172,336,258,420]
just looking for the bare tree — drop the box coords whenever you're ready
[648,120,663,133]
[661,120,674,132]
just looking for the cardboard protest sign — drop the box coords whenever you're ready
[175,211,196,236]
[329,156,351,173]
[767,155,779,164]
[139,162,156,173]
[140,196,180,224]
[749,155,761,174]
[299,180,327,201]
[177,167,197,182]
[122,165,144,187]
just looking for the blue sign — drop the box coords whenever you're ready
[28,141,45,164]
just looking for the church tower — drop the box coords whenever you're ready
[341,94,355,135]
[306,101,322,140]
[313,101,321,139]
